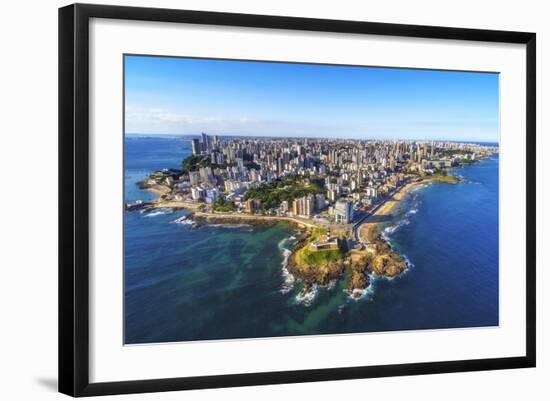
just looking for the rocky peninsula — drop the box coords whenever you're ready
[133,171,463,301]
[126,136,497,303]
[286,183,413,300]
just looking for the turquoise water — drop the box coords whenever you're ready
[124,135,499,344]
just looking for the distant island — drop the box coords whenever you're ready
[127,134,498,300]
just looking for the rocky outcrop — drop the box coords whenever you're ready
[369,241,407,278]
[287,226,408,298]
[347,270,370,294]
[287,241,345,286]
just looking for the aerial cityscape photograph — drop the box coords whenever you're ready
[123,55,499,344]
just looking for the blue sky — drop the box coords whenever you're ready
[125,55,499,142]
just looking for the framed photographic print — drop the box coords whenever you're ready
[58,3,536,397]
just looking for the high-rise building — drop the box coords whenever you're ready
[292,198,300,216]
[201,132,210,152]
[205,188,219,204]
[315,193,326,211]
[334,200,354,224]
[365,187,378,199]
[245,199,262,214]
[191,138,201,155]
[280,200,289,213]
[191,187,205,201]
[305,194,314,216]
[292,195,315,217]
[189,171,200,186]
[199,166,214,185]
[327,189,337,202]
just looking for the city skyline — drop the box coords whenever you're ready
[125,132,499,145]
[124,55,499,142]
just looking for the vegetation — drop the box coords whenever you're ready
[406,169,460,183]
[244,175,323,210]
[295,229,348,267]
[458,158,478,165]
[137,180,150,189]
[296,248,345,266]
[181,155,213,172]
[429,174,460,183]
[212,198,237,213]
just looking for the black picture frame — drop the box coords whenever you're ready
[59,3,536,397]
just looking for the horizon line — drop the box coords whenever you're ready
[124,132,499,144]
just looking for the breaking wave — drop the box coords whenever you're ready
[346,276,376,301]
[326,279,337,291]
[402,254,415,269]
[382,218,410,237]
[279,236,297,294]
[295,284,318,306]
[142,208,173,217]
[171,215,193,225]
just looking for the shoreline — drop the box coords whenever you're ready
[193,211,320,229]
[358,180,424,244]
[137,170,464,300]
[357,171,463,244]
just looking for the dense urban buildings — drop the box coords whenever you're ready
[142,133,497,225]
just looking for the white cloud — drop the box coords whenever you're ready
[124,106,350,137]
[124,106,498,142]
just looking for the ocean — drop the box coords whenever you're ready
[124,135,499,344]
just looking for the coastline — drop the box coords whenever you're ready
[124,135,499,340]
[193,211,320,229]
[142,185,323,228]
[358,180,423,244]
[138,170,463,301]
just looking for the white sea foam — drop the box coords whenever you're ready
[326,279,337,291]
[403,254,415,269]
[171,215,193,225]
[295,284,318,306]
[411,183,430,193]
[277,236,292,251]
[143,208,173,217]
[346,276,375,301]
[279,236,296,294]
[280,265,295,294]
[348,288,369,301]
[383,218,410,237]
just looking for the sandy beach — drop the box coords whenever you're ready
[146,184,171,195]
[358,181,423,243]
[144,185,204,210]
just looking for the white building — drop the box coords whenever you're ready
[334,200,354,224]
[205,188,219,204]
[365,186,378,199]
[191,187,206,201]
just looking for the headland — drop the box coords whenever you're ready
[126,135,498,302]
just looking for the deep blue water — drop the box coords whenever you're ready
[124,135,499,344]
